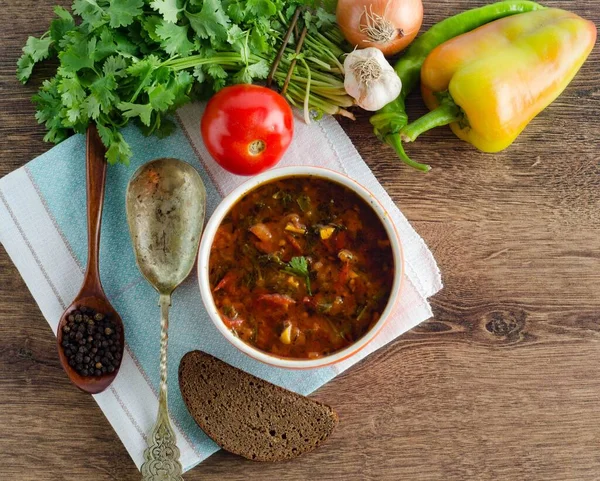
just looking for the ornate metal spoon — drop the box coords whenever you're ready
[126,158,206,481]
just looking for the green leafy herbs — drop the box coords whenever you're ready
[149,0,181,23]
[17,0,352,164]
[296,193,311,212]
[283,256,312,295]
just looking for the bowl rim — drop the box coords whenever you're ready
[197,166,405,369]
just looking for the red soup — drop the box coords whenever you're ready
[209,176,395,359]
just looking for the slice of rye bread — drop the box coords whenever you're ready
[178,351,338,462]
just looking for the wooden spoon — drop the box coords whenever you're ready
[56,125,125,395]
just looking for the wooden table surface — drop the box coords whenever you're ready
[1,1,599,480]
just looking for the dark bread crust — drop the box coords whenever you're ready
[178,351,338,462]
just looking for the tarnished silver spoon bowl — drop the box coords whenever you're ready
[126,158,206,481]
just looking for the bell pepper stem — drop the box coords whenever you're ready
[401,101,461,143]
[386,134,431,172]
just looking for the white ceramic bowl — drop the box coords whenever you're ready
[198,166,404,369]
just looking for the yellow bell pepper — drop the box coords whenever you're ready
[400,8,597,153]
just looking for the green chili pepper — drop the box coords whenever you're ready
[370,0,546,172]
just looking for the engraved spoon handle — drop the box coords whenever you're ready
[158,293,171,410]
[141,293,183,481]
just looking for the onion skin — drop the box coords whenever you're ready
[337,0,423,56]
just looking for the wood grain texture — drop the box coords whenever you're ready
[1,1,599,480]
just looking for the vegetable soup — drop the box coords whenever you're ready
[208,176,395,359]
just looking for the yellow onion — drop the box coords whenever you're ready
[337,0,423,56]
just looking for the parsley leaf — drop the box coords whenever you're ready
[82,95,101,120]
[246,0,277,17]
[103,55,128,77]
[315,9,336,28]
[107,0,143,28]
[227,2,245,23]
[283,256,312,295]
[94,28,118,62]
[33,78,69,143]
[141,15,164,43]
[105,130,132,165]
[50,6,75,44]
[250,26,269,53]
[186,0,230,44]
[90,74,118,112]
[155,20,195,56]
[60,37,96,72]
[117,101,153,126]
[72,0,107,29]
[233,60,269,84]
[206,64,228,90]
[57,81,82,116]
[17,35,53,83]
[150,0,181,23]
[148,84,175,111]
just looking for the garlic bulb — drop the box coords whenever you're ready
[343,48,402,111]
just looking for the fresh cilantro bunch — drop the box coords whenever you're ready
[17,0,351,165]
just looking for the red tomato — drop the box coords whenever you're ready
[201,85,294,176]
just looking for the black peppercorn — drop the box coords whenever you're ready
[60,306,121,378]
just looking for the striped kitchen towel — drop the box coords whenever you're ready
[0,103,442,472]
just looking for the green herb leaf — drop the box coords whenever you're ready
[233,60,269,84]
[16,55,34,83]
[17,35,54,83]
[117,101,153,126]
[297,194,311,212]
[58,76,86,109]
[246,0,277,17]
[107,0,144,28]
[150,0,181,23]
[103,55,128,77]
[33,78,69,143]
[72,0,107,29]
[227,2,245,23]
[48,6,75,47]
[148,84,175,111]
[283,256,312,295]
[90,74,118,112]
[315,9,336,29]
[81,95,101,120]
[155,20,195,56]
[94,28,118,62]
[206,63,228,90]
[60,37,96,72]
[186,0,230,44]
[106,131,132,165]
[250,26,269,53]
